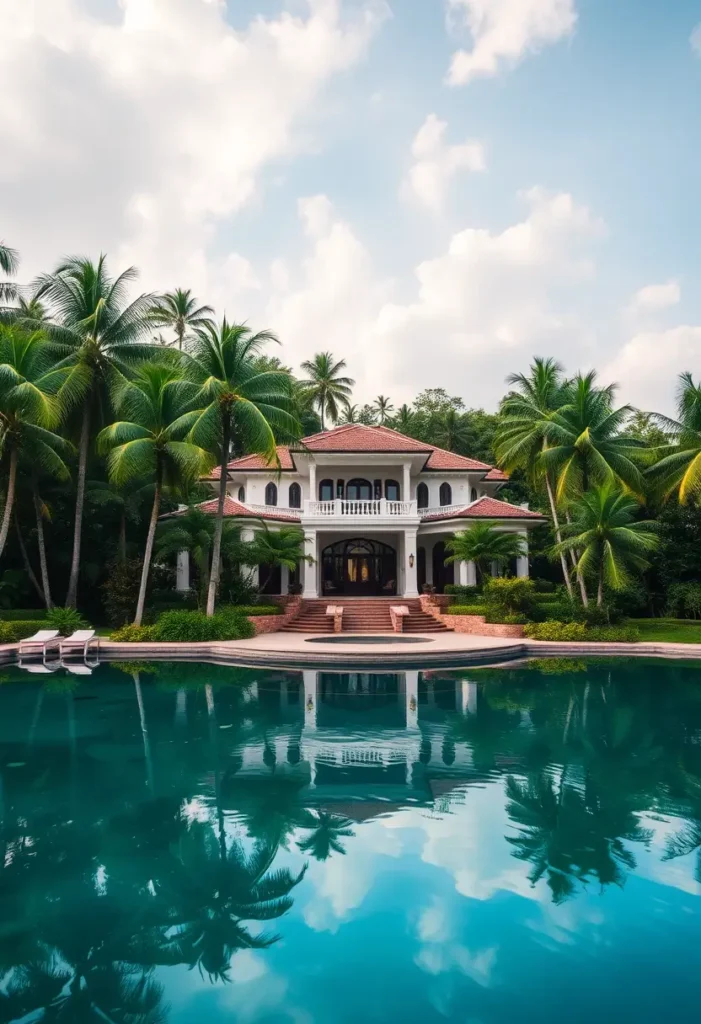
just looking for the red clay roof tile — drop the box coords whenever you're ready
[423,496,546,522]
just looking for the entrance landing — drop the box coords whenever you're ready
[284,598,449,634]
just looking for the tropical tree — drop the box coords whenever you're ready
[0,241,19,303]
[147,288,214,351]
[496,357,574,597]
[178,320,300,616]
[444,523,526,584]
[98,363,212,625]
[34,255,156,607]
[434,406,470,452]
[373,394,394,424]
[297,810,354,860]
[250,524,312,594]
[392,403,415,435]
[340,402,359,424]
[647,371,701,504]
[299,352,354,430]
[155,505,215,607]
[555,483,659,606]
[0,325,71,559]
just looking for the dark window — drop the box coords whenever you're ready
[289,482,301,508]
[432,541,455,594]
[385,479,400,501]
[346,478,373,500]
[417,482,429,509]
[470,487,478,502]
[265,482,278,506]
[439,482,452,506]
[337,479,345,498]
[237,485,245,502]
[319,479,334,502]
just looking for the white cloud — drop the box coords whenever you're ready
[603,325,701,414]
[401,114,486,212]
[630,280,681,312]
[0,0,387,295]
[446,0,577,85]
[691,23,701,55]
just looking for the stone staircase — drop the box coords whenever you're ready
[283,598,450,634]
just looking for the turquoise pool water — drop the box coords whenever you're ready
[0,658,700,1022]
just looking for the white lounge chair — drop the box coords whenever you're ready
[20,661,61,674]
[18,630,60,665]
[63,662,94,676]
[59,629,99,663]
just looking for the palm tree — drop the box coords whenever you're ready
[0,325,71,559]
[541,371,647,500]
[250,524,312,594]
[0,241,19,303]
[177,320,300,616]
[299,352,354,430]
[555,483,659,606]
[297,810,354,860]
[647,371,701,503]
[98,362,212,625]
[392,403,415,436]
[147,288,214,351]
[434,406,470,452]
[34,255,156,607]
[340,402,359,424]
[444,522,526,584]
[373,394,394,424]
[155,505,215,607]
[496,357,573,598]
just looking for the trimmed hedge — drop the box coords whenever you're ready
[110,609,256,643]
[445,604,487,616]
[230,605,282,617]
[0,620,48,643]
[444,584,481,603]
[110,624,157,642]
[525,621,640,643]
[0,609,48,621]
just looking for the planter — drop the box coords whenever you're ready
[419,595,525,638]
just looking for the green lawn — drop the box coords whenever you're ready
[630,619,701,643]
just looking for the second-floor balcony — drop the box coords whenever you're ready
[240,499,470,522]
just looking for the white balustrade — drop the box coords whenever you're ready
[420,503,467,518]
[242,502,300,517]
[304,499,418,518]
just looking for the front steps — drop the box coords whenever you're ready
[283,598,450,634]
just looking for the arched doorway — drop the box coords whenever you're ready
[321,538,397,596]
[432,541,454,594]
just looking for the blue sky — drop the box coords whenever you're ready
[3,0,701,412]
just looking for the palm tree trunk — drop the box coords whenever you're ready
[206,414,231,617]
[133,672,154,793]
[0,448,18,559]
[34,486,53,609]
[15,517,44,603]
[564,506,588,606]
[597,564,604,607]
[544,472,574,600]
[134,476,161,626]
[66,405,91,608]
[205,683,227,859]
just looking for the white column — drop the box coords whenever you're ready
[309,461,317,503]
[281,564,289,595]
[460,679,478,715]
[516,531,529,578]
[404,529,418,597]
[303,670,317,731]
[241,527,259,587]
[176,550,190,591]
[303,529,317,597]
[458,560,469,587]
[404,670,419,730]
[466,561,477,586]
[402,462,411,502]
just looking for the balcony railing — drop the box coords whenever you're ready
[305,499,418,518]
[420,503,469,518]
[243,502,300,518]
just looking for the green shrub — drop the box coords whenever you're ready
[150,590,199,614]
[46,607,88,636]
[484,577,536,617]
[151,609,255,643]
[540,600,575,621]
[102,559,144,627]
[444,584,482,603]
[666,582,701,620]
[533,579,556,594]
[445,604,486,616]
[524,621,640,642]
[0,608,48,621]
[0,620,48,643]
[110,624,157,642]
[228,604,282,617]
[486,612,528,625]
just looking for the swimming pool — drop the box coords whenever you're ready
[0,658,699,1022]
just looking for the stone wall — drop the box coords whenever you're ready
[247,597,302,636]
[419,596,525,639]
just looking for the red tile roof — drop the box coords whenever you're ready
[168,497,300,523]
[214,424,509,479]
[423,496,546,523]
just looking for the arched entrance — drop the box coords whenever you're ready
[321,538,397,596]
[432,541,454,594]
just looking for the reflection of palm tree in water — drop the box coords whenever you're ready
[664,768,701,883]
[297,810,355,860]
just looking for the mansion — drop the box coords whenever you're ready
[179,423,545,598]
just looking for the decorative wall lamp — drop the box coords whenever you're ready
[409,553,415,568]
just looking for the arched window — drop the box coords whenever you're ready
[288,482,301,509]
[237,485,245,502]
[470,487,478,503]
[385,479,400,502]
[319,478,334,502]
[439,482,452,506]
[346,478,373,500]
[417,482,429,509]
[265,482,278,506]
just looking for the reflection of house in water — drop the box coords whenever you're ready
[235,671,482,817]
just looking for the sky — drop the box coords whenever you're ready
[3,0,701,414]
